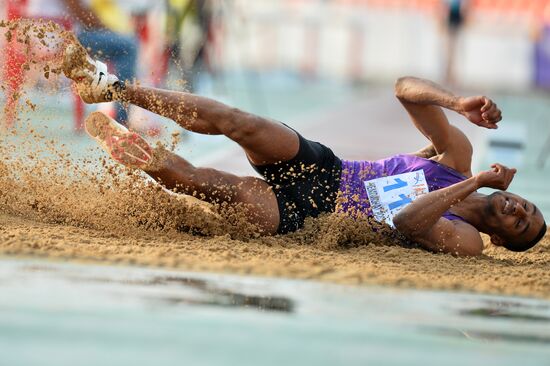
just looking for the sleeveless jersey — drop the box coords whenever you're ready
[337,154,467,224]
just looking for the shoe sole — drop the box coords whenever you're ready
[85,112,153,169]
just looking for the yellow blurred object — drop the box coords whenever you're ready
[90,0,133,34]
[166,0,196,45]
[169,0,188,9]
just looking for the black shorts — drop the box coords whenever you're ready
[250,130,342,234]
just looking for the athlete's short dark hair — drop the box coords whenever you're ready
[504,221,547,252]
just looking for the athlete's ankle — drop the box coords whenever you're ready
[109,80,127,101]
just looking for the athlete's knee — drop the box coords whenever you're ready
[232,178,279,233]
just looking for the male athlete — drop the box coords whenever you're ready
[62,44,546,256]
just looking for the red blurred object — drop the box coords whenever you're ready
[2,0,85,131]
[469,0,550,23]
[134,12,169,88]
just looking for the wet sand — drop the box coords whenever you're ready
[1,211,548,300]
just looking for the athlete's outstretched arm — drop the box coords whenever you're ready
[393,163,516,256]
[394,76,501,175]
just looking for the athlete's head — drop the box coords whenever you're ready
[484,191,546,252]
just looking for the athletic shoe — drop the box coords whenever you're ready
[85,111,153,170]
[62,43,123,104]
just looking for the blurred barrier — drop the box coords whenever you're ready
[216,0,443,82]
[2,0,550,93]
[536,26,550,88]
[210,0,550,90]
[1,0,85,130]
[132,3,168,88]
[0,0,168,131]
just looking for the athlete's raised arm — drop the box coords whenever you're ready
[393,163,517,256]
[395,76,501,175]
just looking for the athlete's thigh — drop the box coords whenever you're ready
[236,116,300,166]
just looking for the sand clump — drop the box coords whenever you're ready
[0,20,549,301]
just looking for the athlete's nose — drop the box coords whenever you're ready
[515,202,527,218]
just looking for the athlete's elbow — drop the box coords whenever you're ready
[443,239,483,257]
[393,213,422,238]
[451,244,483,257]
[459,240,483,257]
[392,214,407,232]
[394,76,416,100]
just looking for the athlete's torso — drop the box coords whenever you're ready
[337,154,468,224]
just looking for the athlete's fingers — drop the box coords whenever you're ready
[482,103,498,118]
[481,97,493,112]
[479,97,488,111]
[482,111,501,129]
[490,104,500,116]
[492,163,509,174]
[486,163,511,188]
[485,109,501,122]
[501,165,516,181]
[491,104,502,114]
[505,168,517,189]
[482,120,498,129]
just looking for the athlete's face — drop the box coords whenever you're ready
[485,191,545,247]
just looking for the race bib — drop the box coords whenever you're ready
[364,170,429,227]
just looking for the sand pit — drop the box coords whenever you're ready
[0,208,549,300]
[0,19,549,302]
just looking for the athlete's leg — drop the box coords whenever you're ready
[77,30,138,124]
[144,151,280,234]
[85,112,280,234]
[63,44,299,166]
[120,85,300,166]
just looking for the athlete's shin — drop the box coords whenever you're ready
[121,85,232,136]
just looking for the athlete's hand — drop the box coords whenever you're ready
[475,163,516,190]
[458,96,502,129]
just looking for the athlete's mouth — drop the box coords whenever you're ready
[502,197,516,215]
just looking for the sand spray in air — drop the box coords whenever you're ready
[0,18,400,249]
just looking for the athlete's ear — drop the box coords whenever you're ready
[490,234,506,246]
